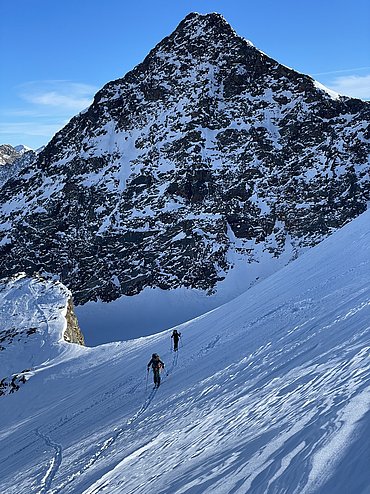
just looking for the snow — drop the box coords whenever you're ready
[0,274,85,379]
[1,209,370,493]
[14,144,33,154]
[313,80,341,100]
[171,231,187,242]
[75,237,293,346]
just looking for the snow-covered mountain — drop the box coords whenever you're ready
[1,206,369,493]
[0,144,33,166]
[14,144,33,155]
[0,143,37,187]
[0,13,369,338]
[0,144,19,166]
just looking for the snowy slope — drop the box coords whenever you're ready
[0,274,85,392]
[1,209,370,493]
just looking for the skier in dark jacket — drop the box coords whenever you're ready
[147,353,165,388]
[171,330,181,351]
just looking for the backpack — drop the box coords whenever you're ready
[152,355,163,370]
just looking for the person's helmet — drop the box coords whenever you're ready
[152,353,157,358]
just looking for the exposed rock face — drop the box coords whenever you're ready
[0,146,37,186]
[0,13,369,305]
[0,145,20,166]
[65,298,85,345]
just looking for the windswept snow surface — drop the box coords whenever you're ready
[1,210,370,493]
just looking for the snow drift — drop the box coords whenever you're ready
[1,209,370,493]
[0,274,84,383]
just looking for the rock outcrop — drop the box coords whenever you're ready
[64,298,85,345]
[0,144,20,166]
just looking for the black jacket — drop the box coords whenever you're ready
[147,357,165,371]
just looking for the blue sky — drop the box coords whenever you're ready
[1,0,369,149]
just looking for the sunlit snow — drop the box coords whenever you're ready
[1,209,370,493]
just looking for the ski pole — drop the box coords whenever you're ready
[145,368,149,391]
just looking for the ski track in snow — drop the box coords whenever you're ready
[45,351,181,493]
[67,320,369,493]
[4,308,370,494]
[35,429,63,494]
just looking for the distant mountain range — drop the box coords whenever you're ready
[0,144,46,165]
[0,144,27,166]
[0,12,369,311]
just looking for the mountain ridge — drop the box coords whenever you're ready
[0,12,369,317]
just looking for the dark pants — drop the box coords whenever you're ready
[173,338,179,351]
[153,368,161,386]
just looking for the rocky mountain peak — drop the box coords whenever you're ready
[0,144,34,166]
[88,11,254,111]
[0,13,369,313]
[0,144,19,166]
[167,11,241,45]
[14,144,32,155]
[0,144,37,187]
